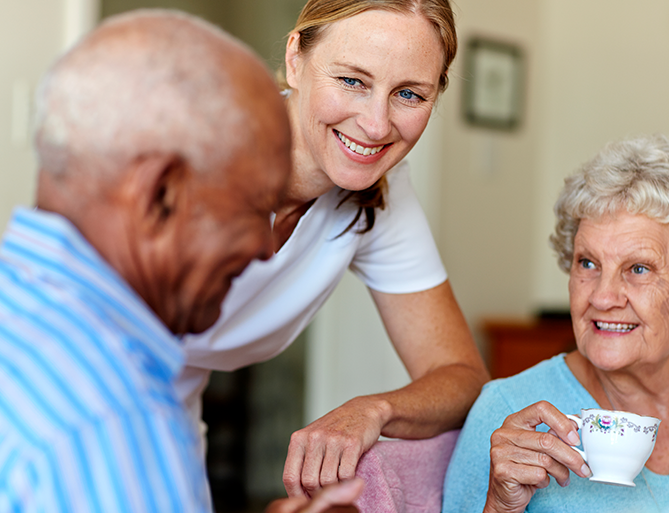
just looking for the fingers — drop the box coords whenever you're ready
[265,496,310,513]
[284,433,308,497]
[267,479,364,513]
[284,427,369,497]
[496,405,590,479]
[484,401,593,513]
[304,436,364,494]
[305,479,365,513]
[491,430,576,487]
[503,401,581,448]
[284,399,383,497]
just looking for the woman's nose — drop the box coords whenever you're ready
[589,271,627,310]
[356,95,391,141]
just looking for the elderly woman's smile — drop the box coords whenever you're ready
[569,211,669,371]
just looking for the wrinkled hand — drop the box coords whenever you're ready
[283,396,389,497]
[484,401,591,513]
[266,478,364,513]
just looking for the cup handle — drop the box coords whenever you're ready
[565,414,587,461]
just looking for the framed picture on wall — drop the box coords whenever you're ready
[462,37,525,130]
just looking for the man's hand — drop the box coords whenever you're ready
[266,479,364,513]
[483,401,590,513]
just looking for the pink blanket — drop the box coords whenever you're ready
[354,430,460,513]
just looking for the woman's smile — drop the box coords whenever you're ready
[592,320,639,334]
[333,129,391,163]
[285,9,443,193]
[569,212,669,370]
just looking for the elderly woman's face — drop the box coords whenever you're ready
[569,212,669,371]
[286,9,443,191]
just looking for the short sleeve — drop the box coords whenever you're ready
[349,161,447,293]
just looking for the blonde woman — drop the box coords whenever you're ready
[181,0,489,497]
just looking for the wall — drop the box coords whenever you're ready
[532,0,669,308]
[1,1,61,232]
[436,0,543,345]
[0,0,98,233]
[102,0,304,65]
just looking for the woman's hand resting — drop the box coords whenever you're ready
[283,396,389,497]
[483,401,591,513]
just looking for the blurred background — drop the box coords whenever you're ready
[3,0,669,510]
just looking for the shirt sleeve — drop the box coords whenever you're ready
[23,406,212,513]
[442,382,516,513]
[348,160,447,293]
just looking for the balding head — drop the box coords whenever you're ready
[35,9,282,177]
[34,10,291,334]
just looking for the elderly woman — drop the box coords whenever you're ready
[442,134,669,512]
[180,0,489,498]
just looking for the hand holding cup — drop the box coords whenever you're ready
[484,401,590,513]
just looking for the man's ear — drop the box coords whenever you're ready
[123,153,188,234]
[285,32,302,89]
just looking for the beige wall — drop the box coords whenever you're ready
[0,0,98,233]
[0,1,62,232]
[436,0,543,339]
[102,0,304,66]
[532,0,669,309]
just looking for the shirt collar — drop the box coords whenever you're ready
[1,207,184,381]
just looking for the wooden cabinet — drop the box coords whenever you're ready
[483,317,576,379]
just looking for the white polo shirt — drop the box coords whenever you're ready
[178,160,447,422]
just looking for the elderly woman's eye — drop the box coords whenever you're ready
[579,258,596,269]
[631,264,650,275]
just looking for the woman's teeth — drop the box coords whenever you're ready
[336,130,384,156]
[595,321,638,333]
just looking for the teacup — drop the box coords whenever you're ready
[566,408,660,487]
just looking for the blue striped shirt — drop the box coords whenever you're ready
[0,207,211,512]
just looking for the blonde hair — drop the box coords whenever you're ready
[550,134,669,272]
[293,0,456,92]
[289,0,457,234]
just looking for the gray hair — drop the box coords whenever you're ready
[34,9,257,176]
[550,134,669,272]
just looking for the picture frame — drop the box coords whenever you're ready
[462,37,525,131]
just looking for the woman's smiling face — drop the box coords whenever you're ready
[285,9,444,191]
[569,212,669,372]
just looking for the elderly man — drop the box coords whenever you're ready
[0,9,360,513]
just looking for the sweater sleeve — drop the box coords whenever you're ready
[442,381,516,512]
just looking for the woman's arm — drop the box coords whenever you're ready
[283,280,489,497]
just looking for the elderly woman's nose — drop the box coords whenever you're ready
[589,272,627,310]
[356,96,391,141]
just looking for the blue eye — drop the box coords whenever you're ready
[579,259,596,269]
[398,89,418,100]
[340,77,361,87]
[632,264,649,275]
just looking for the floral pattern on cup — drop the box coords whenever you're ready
[583,413,659,442]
